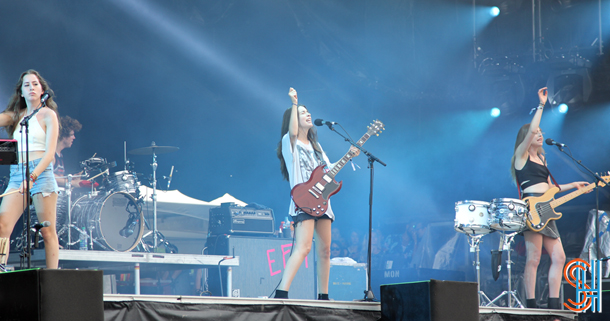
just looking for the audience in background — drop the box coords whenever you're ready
[346,230,361,262]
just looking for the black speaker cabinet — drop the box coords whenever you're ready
[0,269,104,321]
[380,279,478,321]
[208,235,315,299]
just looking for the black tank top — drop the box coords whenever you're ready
[515,156,549,192]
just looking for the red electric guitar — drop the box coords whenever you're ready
[291,120,384,216]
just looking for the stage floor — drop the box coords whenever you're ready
[103,294,579,321]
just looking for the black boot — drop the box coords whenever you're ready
[526,299,537,309]
[318,293,329,300]
[274,290,288,299]
[548,297,561,310]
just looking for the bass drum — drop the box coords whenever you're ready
[71,192,144,252]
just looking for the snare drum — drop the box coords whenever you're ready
[106,170,139,194]
[489,198,528,232]
[454,200,493,235]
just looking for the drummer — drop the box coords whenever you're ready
[54,116,83,187]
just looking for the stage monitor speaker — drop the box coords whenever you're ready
[0,269,104,321]
[208,235,315,299]
[380,279,478,321]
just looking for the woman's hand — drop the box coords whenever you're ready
[349,146,360,157]
[288,87,298,105]
[538,87,548,106]
[19,179,33,194]
[572,181,589,190]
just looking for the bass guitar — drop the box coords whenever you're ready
[291,120,384,217]
[525,174,610,232]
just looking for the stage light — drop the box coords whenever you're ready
[547,68,591,108]
[490,6,500,17]
[558,103,569,114]
[490,107,501,117]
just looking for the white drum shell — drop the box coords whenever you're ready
[454,200,493,235]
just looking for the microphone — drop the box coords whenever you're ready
[40,91,51,106]
[119,216,137,238]
[167,165,174,189]
[314,119,337,128]
[33,221,51,230]
[32,221,50,249]
[545,138,566,148]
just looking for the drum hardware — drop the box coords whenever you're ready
[466,234,492,306]
[56,172,90,247]
[128,141,179,249]
[486,231,524,308]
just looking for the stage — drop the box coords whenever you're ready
[102,295,580,321]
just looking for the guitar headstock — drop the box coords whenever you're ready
[599,172,610,187]
[367,120,385,136]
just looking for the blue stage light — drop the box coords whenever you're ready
[490,6,500,17]
[490,107,501,117]
[558,103,569,114]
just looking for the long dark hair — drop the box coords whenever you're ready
[277,105,321,181]
[3,69,60,136]
[510,123,545,185]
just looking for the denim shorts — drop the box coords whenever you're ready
[5,158,59,196]
[291,212,332,227]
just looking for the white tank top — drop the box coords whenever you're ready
[13,113,47,152]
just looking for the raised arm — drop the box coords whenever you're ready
[287,87,299,147]
[514,87,548,159]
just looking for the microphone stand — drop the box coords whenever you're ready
[551,144,607,261]
[19,102,44,269]
[325,124,386,302]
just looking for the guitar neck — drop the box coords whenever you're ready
[327,132,371,179]
[551,181,604,208]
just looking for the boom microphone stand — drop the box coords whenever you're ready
[547,140,609,261]
[320,121,386,301]
[19,93,48,268]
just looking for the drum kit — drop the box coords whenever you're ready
[454,198,531,308]
[12,141,179,254]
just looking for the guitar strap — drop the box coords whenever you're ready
[542,153,561,190]
[313,145,328,171]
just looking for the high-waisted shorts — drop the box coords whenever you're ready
[5,158,59,196]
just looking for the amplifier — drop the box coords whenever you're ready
[0,139,17,165]
[209,203,275,235]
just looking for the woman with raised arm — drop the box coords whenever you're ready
[511,87,587,309]
[275,87,359,299]
[0,70,60,268]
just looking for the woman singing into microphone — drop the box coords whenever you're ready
[275,87,359,299]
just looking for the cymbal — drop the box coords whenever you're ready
[128,143,179,155]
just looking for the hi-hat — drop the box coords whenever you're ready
[128,142,179,155]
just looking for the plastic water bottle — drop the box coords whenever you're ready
[79,227,88,251]
[283,217,291,238]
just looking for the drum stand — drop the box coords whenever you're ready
[487,231,524,308]
[468,234,492,306]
